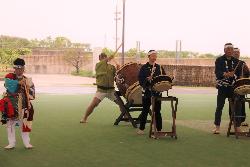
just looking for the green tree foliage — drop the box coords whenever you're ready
[0,36,32,65]
[54,37,72,48]
[157,50,176,58]
[126,48,137,57]
[125,48,146,58]
[102,47,115,57]
[0,48,31,65]
[0,35,30,48]
[29,36,91,50]
[199,53,215,58]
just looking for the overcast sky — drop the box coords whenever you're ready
[1,0,250,55]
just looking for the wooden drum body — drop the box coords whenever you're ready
[115,62,142,104]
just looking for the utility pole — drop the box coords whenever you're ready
[175,40,182,65]
[136,41,140,63]
[114,1,121,51]
[121,0,126,65]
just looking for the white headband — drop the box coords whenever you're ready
[234,48,240,52]
[13,65,25,69]
[147,50,157,56]
[224,44,234,49]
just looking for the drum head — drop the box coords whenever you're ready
[127,85,142,104]
[115,62,141,97]
[125,81,140,99]
[152,81,172,92]
[234,85,250,95]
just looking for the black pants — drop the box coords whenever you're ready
[241,101,246,123]
[228,95,246,126]
[214,87,233,126]
[215,87,245,127]
[139,96,162,131]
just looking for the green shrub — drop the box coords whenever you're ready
[71,70,95,77]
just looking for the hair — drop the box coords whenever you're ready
[148,50,156,57]
[99,53,107,60]
[234,47,239,50]
[13,58,25,66]
[224,43,233,46]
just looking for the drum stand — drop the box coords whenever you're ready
[149,94,178,139]
[114,91,151,128]
[227,97,250,139]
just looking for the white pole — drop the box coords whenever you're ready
[121,0,126,65]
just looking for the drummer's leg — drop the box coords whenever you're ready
[241,96,246,124]
[138,96,151,131]
[80,92,104,123]
[234,96,243,131]
[214,89,226,132]
[154,99,162,131]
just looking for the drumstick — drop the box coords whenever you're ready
[234,60,241,73]
[113,43,123,56]
[150,62,156,77]
[110,43,123,66]
[148,62,156,83]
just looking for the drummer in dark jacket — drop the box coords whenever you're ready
[214,43,240,134]
[137,50,166,135]
[233,47,250,127]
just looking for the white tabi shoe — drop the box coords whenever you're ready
[25,143,34,149]
[136,129,145,135]
[4,144,15,150]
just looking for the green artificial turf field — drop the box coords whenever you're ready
[0,94,249,167]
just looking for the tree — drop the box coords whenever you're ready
[125,48,137,57]
[54,37,71,48]
[0,35,30,48]
[198,53,216,58]
[63,49,83,74]
[71,43,91,51]
[102,47,114,57]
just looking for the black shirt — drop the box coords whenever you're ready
[138,62,166,97]
[215,55,239,88]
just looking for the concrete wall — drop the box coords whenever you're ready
[162,65,216,87]
[23,49,92,74]
[19,50,250,87]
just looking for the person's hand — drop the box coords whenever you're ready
[223,72,230,78]
[228,71,235,77]
[116,64,120,70]
[223,71,234,78]
[19,79,26,86]
[147,76,153,81]
[108,55,114,61]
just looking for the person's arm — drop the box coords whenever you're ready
[138,65,150,89]
[243,63,250,78]
[215,58,224,79]
[95,61,107,77]
[103,55,114,62]
[28,78,35,100]
[161,65,166,75]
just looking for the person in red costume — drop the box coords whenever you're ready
[0,58,35,149]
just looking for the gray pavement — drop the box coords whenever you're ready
[0,74,217,95]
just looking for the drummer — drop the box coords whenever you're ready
[80,53,120,123]
[137,50,166,135]
[214,43,240,134]
[233,47,250,127]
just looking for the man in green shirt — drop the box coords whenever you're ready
[80,53,119,123]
